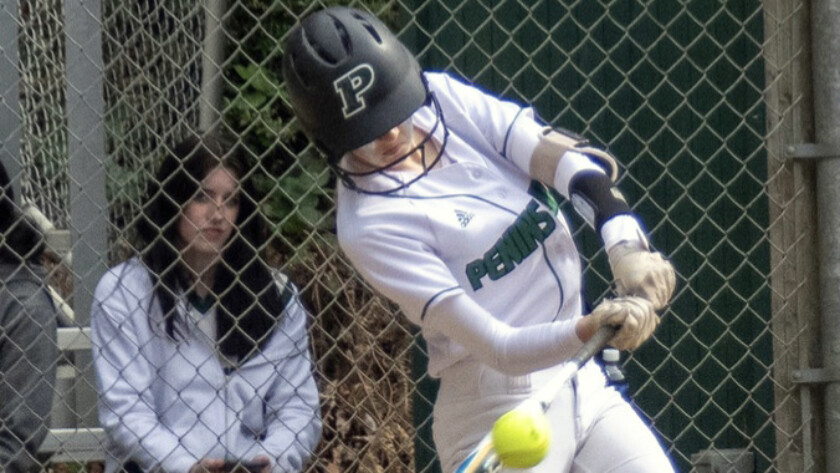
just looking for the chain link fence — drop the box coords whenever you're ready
[0,0,821,472]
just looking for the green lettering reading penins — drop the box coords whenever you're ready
[466,260,488,290]
[466,200,557,290]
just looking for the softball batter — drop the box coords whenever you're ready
[283,7,676,472]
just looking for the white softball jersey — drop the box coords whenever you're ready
[336,72,674,473]
[338,72,595,376]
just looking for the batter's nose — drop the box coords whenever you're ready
[377,125,401,142]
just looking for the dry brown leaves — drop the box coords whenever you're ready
[280,235,418,473]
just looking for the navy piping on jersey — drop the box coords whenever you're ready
[500,107,528,161]
[383,192,566,322]
[539,242,565,321]
[420,286,462,321]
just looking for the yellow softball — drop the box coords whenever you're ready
[491,401,551,468]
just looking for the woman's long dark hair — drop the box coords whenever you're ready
[137,133,289,361]
[0,161,44,264]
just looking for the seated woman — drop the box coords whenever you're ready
[90,133,321,473]
[0,160,58,473]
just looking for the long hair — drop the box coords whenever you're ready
[0,161,44,264]
[136,133,288,360]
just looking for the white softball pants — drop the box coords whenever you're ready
[433,359,675,473]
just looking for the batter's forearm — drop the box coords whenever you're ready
[529,128,618,191]
[425,293,584,375]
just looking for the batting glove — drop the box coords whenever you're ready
[608,240,677,311]
[589,296,659,351]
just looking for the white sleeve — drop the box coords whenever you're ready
[427,74,621,195]
[552,150,608,198]
[426,73,543,173]
[90,270,197,473]
[600,215,650,250]
[256,295,322,473]
[339,213,463,325]
[424,292,584,375]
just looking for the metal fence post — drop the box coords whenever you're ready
[65,0,107,428]
[0,0,20,195]
[200,0,225,133]
[811,1,840,472]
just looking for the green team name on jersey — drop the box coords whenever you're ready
[465,199,556,290]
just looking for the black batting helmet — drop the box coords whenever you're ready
[281,7,427,160]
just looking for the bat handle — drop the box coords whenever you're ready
[571,325,617,366]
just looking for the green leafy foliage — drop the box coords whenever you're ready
[222,0,399,247]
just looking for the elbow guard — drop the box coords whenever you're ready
[531,128,621,185]
[569,170,631,231]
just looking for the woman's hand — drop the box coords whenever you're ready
[245,456,271,473]
[189,459,225,473]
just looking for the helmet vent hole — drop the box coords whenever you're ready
[333,19,353,55]
[352,13,383,44]
[302,28,338,65]
[362,23,382,43]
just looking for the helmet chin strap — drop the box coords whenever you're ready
[333,92,449,195]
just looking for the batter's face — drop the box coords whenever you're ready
[176,166,240,265]
[346,118,417,172]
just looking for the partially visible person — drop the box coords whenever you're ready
[0,160,59,473]
[90,133,321,473]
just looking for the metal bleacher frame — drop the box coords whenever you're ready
[39,326,106,464]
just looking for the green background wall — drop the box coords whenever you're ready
[403,1,773,471]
